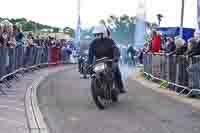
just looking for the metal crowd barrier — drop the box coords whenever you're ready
[143,53,200,97]
[0,46,74,95]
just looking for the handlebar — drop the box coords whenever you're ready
[96,57,114,63]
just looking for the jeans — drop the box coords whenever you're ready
[112,63,124,89]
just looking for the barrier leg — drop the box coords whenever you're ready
[18,71,25,77]
[3,79,11,88]
[0,85,6,95]
[159,80,168,88]
[177,88,188,96]
[164,82,170,88]
[13,74,20,81]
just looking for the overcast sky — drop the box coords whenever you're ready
[0,0,198,29]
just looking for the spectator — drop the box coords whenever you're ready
[171,37,188,90]
[1,20,16,48]
[184,37,200,57]
[143,42,149,53]
[186,32,200,95]
[127,45,137,65]
[0,23,4,47]
[33,35,40,46]
[66,45,72,61]
[1,20,11,47]
[138,48,144,64]
[8,22,16,48]
[26,32,34,47]
[165,37,176,53]
[160,37,167,52]
[150,30,161,53]
[169,37,187,55]
[14,24,24,47]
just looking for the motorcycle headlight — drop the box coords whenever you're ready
[94,63,106,72]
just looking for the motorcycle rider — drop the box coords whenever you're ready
[88,24,126,93]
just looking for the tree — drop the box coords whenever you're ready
[81,14,154,45]
[104,14,136,43]
[63,27,75,37]
[53,28,60,33]
[0,17,63,32]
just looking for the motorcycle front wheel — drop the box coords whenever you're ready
[91,78,105,110]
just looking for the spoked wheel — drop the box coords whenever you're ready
[91,78,107,110]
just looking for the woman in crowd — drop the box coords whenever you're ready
[8,22,16,48]
[26,32,34,47]
[150,30,161,53]
[0,20,11,47]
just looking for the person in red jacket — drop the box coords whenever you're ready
[150,30,161,53]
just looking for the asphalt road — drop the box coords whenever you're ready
[37,66,200,133]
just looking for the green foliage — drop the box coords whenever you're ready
[53,28,60,33]
[0,17,75,37]
[63,27,75,37]
[81,14,155,44]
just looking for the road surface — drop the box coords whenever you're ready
[37,66,200,133]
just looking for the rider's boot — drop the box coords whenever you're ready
[116,79,126,94]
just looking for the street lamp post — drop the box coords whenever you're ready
[156,14,163,27]
[197,0,200,30]
[75,0,81,47]
[180,0,185,38]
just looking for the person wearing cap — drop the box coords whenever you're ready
[169,37,187,55]
[185,37,200,57]
[88,24,126,93]
[185,35,200,96]
[168,37,188,90]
